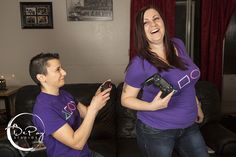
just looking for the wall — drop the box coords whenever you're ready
[0,0,130,86]
[222,75,236,114]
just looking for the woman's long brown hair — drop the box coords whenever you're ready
[130,5,187,72]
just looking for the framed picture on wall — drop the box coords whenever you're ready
[66,0,113,21]
[20,2,53,29]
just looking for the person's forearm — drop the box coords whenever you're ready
[121,96,155,111]
[195,96,201,106]
[77,102,88,118]
[73,89,109,149]
[73,108,97,149]
[121,87,172,111]
[195,96,204,123]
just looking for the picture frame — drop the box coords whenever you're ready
[66,0,113,21]
[20,2,53,29]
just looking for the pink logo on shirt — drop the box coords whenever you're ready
[62,101,76,120]
[177,68,200,89]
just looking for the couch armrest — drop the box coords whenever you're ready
[0,137,21,157]
[201,123,236,156]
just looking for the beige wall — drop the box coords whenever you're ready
[0,0,130,86]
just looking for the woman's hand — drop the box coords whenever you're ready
[95,79,112,95]
[89,88,111,114]
[149,91,174,111]
[195,97,204,123]
[121,83,174,111]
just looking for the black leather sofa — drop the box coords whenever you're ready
[0,81,236,157]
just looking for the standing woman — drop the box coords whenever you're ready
[121,5,209,157]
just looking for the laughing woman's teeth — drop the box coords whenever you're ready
[151,29,159,34]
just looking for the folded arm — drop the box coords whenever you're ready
[121,83,174,111]
[52,88,111,150]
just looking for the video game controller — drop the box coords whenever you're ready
[101,81,112,92]
[142,73,176,98]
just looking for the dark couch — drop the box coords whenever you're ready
[0,81,236,157]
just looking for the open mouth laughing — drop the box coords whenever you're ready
[150,28,160,34]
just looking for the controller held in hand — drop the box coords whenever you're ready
[142,73,176,98]
[101,81,112,92]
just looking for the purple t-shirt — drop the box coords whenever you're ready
[125,38,200,129]
[33,90,90,157]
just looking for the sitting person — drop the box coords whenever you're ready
[29,52,111,157]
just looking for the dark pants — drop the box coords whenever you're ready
[136,120,209,157]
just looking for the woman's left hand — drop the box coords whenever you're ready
[196,102,204,123]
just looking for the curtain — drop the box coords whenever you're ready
[129,0,176,60]
[200,0,236,91]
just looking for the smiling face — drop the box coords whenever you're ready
[143,8,165,46]
[38,59,67,91]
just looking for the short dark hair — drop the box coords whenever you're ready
[29,52,59,85]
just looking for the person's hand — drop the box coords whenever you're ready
[89,87,111,114]
[95,79,112,95]
[149,90,174,111]
[196,102,204,123]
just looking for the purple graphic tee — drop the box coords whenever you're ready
[125,38,200,129]
[33,90,90,157]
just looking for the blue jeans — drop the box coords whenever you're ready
[136,120,209,157]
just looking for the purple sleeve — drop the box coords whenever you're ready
[171,38,188,56]
[34,102,66,136]
[125,56,148,88]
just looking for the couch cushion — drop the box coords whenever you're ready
[195,81,221,125]
[15,85,40,115]
[116,83,137,138]
[88,139,116,157]
[0,137,21,157]
[117,138,141,157]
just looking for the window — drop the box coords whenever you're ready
[223,10,236,74]
[175,0,200,66]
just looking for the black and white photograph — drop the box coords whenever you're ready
[25,7,36,15]
[66,0,113,21]
[37,16,48,24]
[20,2,53,29]
[37,7,48,15]
[25,16,36,24]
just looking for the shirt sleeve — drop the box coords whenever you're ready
[33,102,66,136]
[125,56,148,88]
[172,37,188,56]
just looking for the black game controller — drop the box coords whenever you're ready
[101,81,112,92]
[142,73,176,98]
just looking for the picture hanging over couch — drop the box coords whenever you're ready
[66,0,113,21]
[20,2,53,29]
